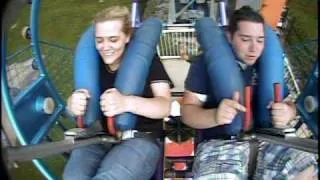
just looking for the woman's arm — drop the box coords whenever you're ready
[100,82,171,119]
[127,82,171,119]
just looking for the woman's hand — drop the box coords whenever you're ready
[67,89,90,116]
[100,88,133,117]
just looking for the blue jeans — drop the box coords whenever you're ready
[63,137,161,180]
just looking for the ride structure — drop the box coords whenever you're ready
[1,0,318,179]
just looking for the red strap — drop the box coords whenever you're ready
[244,86,252,132]
[173,162,187,171]
[274,83,282,102]
[77,116,85,128]
[107,117,117,136]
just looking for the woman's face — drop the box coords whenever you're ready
[95,20,130,70]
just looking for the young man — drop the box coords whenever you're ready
[181,6,317,180]
[63,6,173,180]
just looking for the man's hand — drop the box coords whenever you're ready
[270,101,296,128]
[215,91,246,126]
[68,89,90,116]
[100,88,133,117]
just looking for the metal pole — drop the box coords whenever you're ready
[218,0,228,26]
[131,0,142,28]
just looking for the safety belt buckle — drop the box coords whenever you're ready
[121,130,138,140]
[64,128,87,142]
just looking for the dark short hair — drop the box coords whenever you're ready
[228,6,265,35]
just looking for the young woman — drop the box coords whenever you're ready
[63,6,173,180]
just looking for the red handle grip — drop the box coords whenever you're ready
[274,83,282,103]
[244,86,252,131]
[77,116,85,128]
[107,117,117,136]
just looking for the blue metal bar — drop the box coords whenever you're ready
[30,0,46,76]
[2,31,29,147]
[12,76,45,106]
[32,159,57,180]
[31,105,64,144]
[0,21,56,180]
[30,0,67,108]
[26,0,68,178]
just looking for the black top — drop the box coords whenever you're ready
[99,55,173,138]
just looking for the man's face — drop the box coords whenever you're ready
[95,20,130,69]
[229,21,265,66]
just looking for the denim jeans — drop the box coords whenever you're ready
[63,137,161,180]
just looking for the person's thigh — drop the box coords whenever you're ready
[92,137,161,180]
[63,144,111,180]
[254,142,318,180]
[193,139,250,180]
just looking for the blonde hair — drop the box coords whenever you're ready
[93,6,132,36]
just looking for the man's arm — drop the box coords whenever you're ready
[181,90,218,129]
[181,90,246,129]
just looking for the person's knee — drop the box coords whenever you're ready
[125,138,161,158]
[63,155,93,180]
[63,159,91,180]
[63,170,91,180]
[194,173,242,180]
[92,138,161,180]
[293,165,318,180]
[63,145,107,180]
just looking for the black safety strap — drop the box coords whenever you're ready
[5,135,119,162]
[132,132,159,146]
[248,140,259,179]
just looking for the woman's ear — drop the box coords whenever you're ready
[125,32,132,43]
[125,36,130,43]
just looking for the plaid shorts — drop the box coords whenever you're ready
[193,139,250,180]
[254,142,318,180]
[193,140,317,180]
